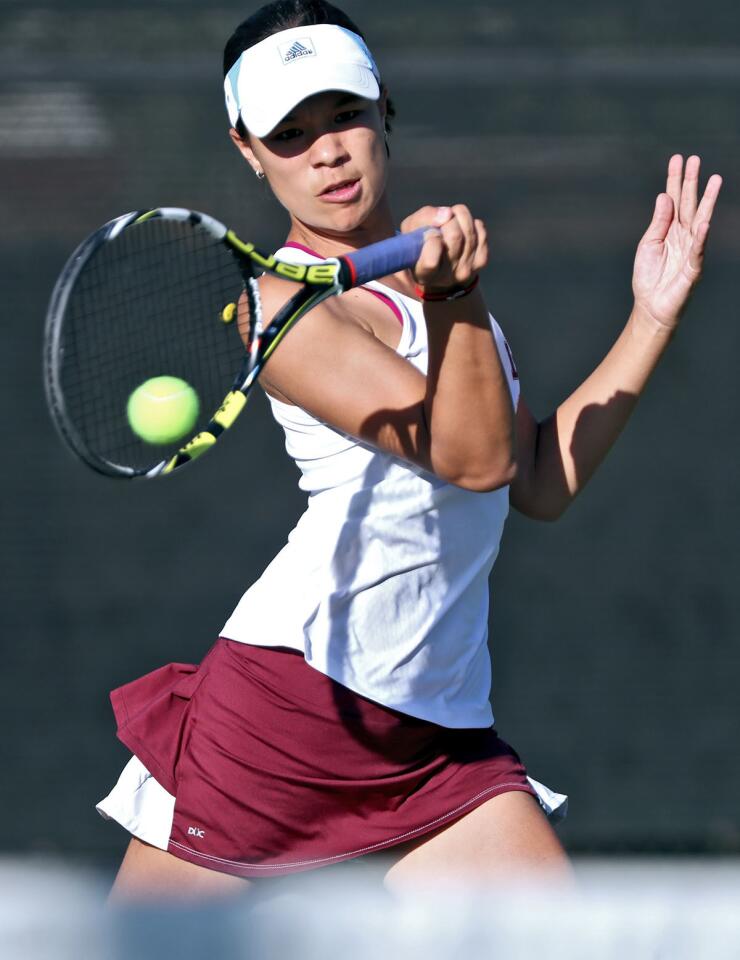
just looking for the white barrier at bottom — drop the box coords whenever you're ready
[1,858,740,960]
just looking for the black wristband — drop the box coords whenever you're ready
[415,275,480,302]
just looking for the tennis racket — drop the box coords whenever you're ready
[43,208,427,479]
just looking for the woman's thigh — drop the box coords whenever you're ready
[108,836,251,903]
[382,790,573,892]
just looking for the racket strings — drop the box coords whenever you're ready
[56,218,255,472]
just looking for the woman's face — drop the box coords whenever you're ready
[233,89,389,236]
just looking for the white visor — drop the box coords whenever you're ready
[224,24,381,137]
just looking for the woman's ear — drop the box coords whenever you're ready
[228,127,264,178]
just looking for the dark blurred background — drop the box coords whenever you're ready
[1,0,738,873]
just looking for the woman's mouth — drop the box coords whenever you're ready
[319,178,361,203]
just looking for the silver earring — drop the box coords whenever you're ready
[255,169,265,180]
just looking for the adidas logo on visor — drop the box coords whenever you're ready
[279,38,316,63]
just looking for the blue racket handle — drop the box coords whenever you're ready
[339,227,428,288]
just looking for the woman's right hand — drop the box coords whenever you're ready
[401,205,489,294]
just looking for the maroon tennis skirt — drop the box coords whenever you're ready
[110,638,537,878]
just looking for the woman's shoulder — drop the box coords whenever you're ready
[257,259,406,350]
[256,270,370,335]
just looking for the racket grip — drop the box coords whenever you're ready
[339,228,428,288]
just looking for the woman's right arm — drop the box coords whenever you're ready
[258,205,517,492]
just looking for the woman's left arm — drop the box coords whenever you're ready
[511,154,722,521]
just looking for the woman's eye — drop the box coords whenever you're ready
[273,127,302,142]
[335,109,362,124]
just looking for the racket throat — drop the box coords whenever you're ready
[160,391,249,475]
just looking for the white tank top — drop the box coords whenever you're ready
[220,246,520,728]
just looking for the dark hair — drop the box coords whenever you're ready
[223,0,395,143]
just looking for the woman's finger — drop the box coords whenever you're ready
[401,205,453,235]
[448,205,477,278]
[679,155,700,226]
[472,219,489,273]
[414,229,446,284]
[439,212,466,273]
[641,193,674,245]
[665,154,683,211]
[693,173,723,236]
[688,220,711,275]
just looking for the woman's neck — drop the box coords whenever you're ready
[284,194,419,298]
[286,195,396,260]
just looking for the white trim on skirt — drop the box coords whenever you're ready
[96,755,568,853]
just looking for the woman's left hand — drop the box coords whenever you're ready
[632,154,722,330]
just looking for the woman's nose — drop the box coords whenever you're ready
[309,131,350,168]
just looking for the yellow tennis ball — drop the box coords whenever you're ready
[127,376,200,445]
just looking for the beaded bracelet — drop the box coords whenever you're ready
[415,275,480,302]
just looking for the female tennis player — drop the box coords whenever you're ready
[97,0,721,899]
